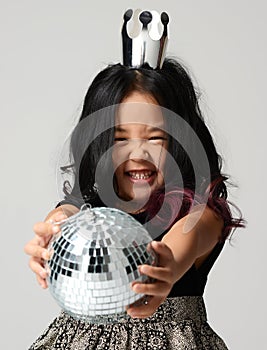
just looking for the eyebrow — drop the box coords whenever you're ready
[114,126,166,133]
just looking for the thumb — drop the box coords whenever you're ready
[45,211,68,224]
[148,241,174,267]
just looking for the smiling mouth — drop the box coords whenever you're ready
[127,170,155,180]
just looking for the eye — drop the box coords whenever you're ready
[148,136,167,144]
[114,137,127,142]
[114,137,128,146]
[149,136,167,140]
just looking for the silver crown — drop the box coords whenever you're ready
[122,9,169,69]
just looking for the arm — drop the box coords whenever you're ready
[162,205,223,281]
[127,205,223,318]
[24,204,79,288]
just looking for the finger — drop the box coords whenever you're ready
[36,274,48,289]
[33,222,60,237]
[127,295,164,319]
[46,211,68,224]
[29,257,47,277]
[132,280,170,297]
[150,241,173,260]
[24,240,50,260]
[138,264,172,282]
[29,256,49,289]
[146,242,158,266]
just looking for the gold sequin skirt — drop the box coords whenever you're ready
[29,296,228,349]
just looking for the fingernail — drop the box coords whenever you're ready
[40,282,47,289]
[42,251,49,260]
[132,284,141,292]
[40,270,47,279]
[52,225,60,233]
[146,242,152,251]
[151,241,159,248]
[139,265,148,274]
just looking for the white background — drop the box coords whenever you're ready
[1,1,266,349]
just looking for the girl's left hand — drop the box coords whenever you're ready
[127,240,177,319]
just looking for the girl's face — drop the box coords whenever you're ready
[112,91,168,208]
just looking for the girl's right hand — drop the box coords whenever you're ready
[24,211,68,289]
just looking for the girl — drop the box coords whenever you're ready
[25,58,244,349]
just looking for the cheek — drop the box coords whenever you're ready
[157,148,167,170]
[112,149,126,170]
[113,162,124,180]
[112,151,120,171]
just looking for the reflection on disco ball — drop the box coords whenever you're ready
[46,206,156,323]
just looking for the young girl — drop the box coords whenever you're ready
[24,58,243,349]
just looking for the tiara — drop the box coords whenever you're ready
[121,9,169,69]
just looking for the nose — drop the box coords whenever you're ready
[128,140,149,160]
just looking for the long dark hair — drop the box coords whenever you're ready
[62,58,244,241]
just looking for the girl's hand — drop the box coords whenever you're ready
[127,240,177,319]
[24,211,67,289]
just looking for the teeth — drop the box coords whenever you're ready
[128,171,152,180]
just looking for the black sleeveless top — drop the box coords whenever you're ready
[58,196,225,297]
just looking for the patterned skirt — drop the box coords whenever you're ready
[29,296,228,350]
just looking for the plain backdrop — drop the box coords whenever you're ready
[1,1,266,349]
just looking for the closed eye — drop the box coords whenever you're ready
[149,136,167,141]
[114,137,129,146]
[114,137,127,141]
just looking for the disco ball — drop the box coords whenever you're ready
[46,206,156,323]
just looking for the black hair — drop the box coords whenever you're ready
[62,58,244,240]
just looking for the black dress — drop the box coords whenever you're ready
[29,199,228,350]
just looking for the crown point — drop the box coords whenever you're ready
[139,11,153,27]
[161,12,169,25]
[124,9,133,22]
